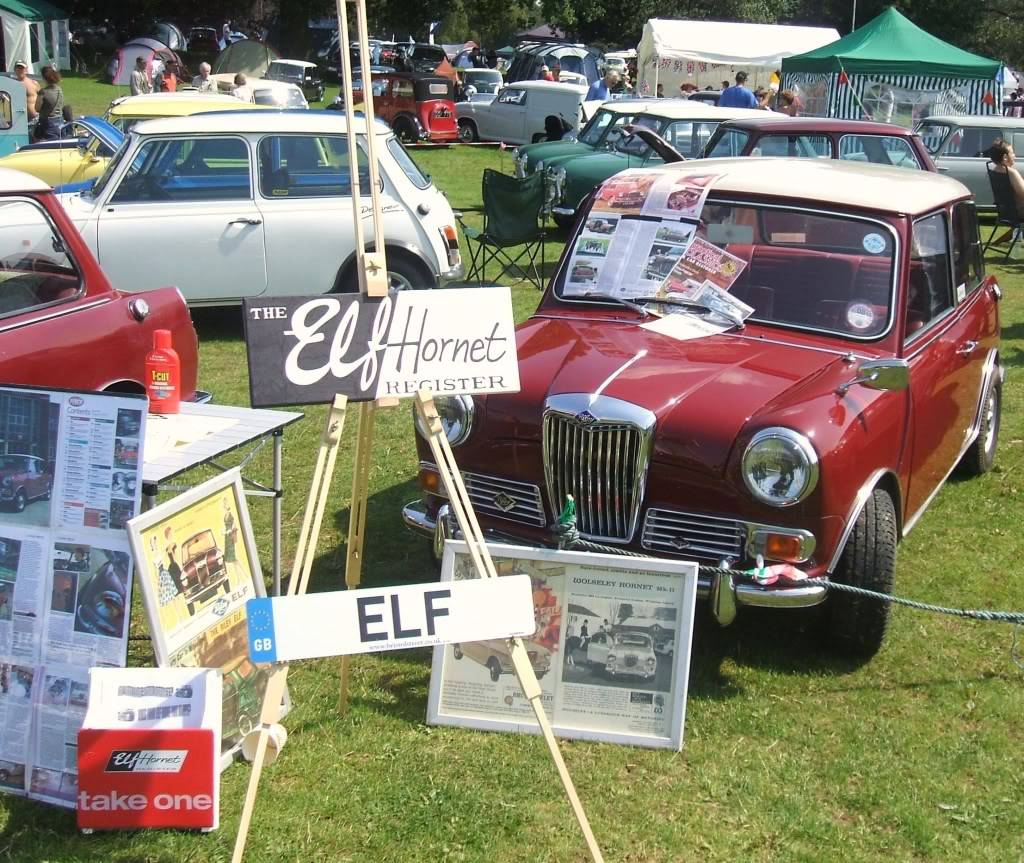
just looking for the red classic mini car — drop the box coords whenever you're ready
[181,529,230,617]
[0,454,51,512]
[405,159,1002,657]
[353,72,458,144]
[0,167,201,399]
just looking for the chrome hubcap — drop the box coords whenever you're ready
[388,270,416,291]
[983,390,998,452]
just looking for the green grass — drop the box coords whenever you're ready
[2,78,1024,862]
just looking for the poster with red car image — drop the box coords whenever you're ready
[661,236,747,296]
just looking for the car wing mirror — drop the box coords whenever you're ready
[836,358,909,396]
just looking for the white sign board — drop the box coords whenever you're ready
[246,575,536,663]
[242,288,521,407]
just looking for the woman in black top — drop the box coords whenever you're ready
[34,65,64,141]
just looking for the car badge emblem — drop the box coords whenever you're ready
[493,492,516,512]
[575,410,598,426]
[212,597,230,617]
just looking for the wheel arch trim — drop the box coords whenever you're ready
[826,468,902,574]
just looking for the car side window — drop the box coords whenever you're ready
[906,212,955,340]
[0,92,11,131]
[942,127,1003,157]
[839,135,920,169]
[392,79,414,99]
[257,135,371,198]
[0,198,81,317]
[497,88,526,106]
[753,135,832,158]
[111,137,251,203]
[951,201,983,296]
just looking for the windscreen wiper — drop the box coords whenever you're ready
[630,295,745,330]
[580,292,655,318]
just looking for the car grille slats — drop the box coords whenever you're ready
[642,508,746,560]
[462,471,545,526]
[544,414,647,543]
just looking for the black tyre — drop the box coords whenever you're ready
[13,490,26,513]
[823,488,897,658]
[453,644,463,660]
[552,212,575,230]
[486,657,501,682]
[41,481,51,501]
[335,250,437,293]
[959,375,1001,476]
[531,132,545,143]
[458,119,478,143]
[393,117,418,144]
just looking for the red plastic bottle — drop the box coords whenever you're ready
[145,329,181,414]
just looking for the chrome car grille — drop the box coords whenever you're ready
[543,394,656,543]
[462,471,545,527]
[641,508,746,561]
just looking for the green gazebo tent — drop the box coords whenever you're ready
[780,7,1000,126]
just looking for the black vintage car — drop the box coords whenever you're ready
[264,60,325,102]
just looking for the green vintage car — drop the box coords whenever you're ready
[546,101,767,226]
[513,97,660,176]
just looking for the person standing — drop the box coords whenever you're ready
[586,70,619,101]
[776,89,799,116]
[155,60,178,92]
[13,61,39,122]
[130,55,151,96]
[34,66,64,141]
[192,62,216,92]
[718,71,758,108]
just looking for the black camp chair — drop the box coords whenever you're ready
[458,169,546,290]
[983,166,1024,261]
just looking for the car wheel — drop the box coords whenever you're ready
[552,212,575,230]
[531,132,545,144]
[393,117,418,145]
[486,657,501,682]
[335,250,437,293]
[12,490,26,513]
[959,375,1001,476]
[41,481,51,501]
[458,119,478,143]
[823,488,897,658]
[453,644,463,660]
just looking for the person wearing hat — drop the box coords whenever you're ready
[538,64,553,81]
[130,56,151,96]
[718,71,758,109]
[13,61,39,121]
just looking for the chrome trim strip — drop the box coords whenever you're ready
[0,297,109,333]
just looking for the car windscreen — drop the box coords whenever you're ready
[89,134,132,198]
[386,135,430,189]
[556,195,898,340]
[614,634,651,647]
[915,122,952,155]
[704,128,750,158]
[613,114,660,155]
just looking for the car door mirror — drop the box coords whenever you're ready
[836,358,910,396]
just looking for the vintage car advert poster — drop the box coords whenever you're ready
[661,236,748,295]
[0,385,145,807]
[428,543,698,749]
[127,469,285,766]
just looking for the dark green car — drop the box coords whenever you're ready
[513,98,656,176]
[546,103,765,225]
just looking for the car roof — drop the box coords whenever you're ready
[271,59,317,68]
[630,100,768,121]
[504,80,588,95]
[0,166,50,193]
[716,116,914,135]
[654,157,969,213]
[132,110,389,136]
[922,114,1024,128]
[107,92,246,116]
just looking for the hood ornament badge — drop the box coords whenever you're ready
[493,492,517,512]
[574,410,598,426]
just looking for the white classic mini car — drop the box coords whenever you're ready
[586,630,658,679]
[58,112,463,304]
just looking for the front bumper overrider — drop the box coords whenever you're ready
[402,499,829,622]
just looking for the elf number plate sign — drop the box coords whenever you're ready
[247,575,535,663]
[242,287,520,407]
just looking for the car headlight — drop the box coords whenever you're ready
[741,428,819,507]
[546,166,566,205]
[413,395,474,446]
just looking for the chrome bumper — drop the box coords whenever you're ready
[439,260,465,286]
[401,499,828,616]
[551,206,576,217]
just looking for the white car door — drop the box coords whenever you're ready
[94,135,268,304]
[485,87,528,143]
[254,133,361,295]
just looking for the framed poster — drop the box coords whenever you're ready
[126,469,286,768]
[427,543,698,750]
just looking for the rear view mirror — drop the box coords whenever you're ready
[836,358,909,396]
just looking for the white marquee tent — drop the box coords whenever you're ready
[636,18,839,95]
[0,0,70,74]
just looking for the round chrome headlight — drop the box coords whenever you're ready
[741,428,819,507]
[413,395,474,446]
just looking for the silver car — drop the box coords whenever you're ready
[915,114,1024,210]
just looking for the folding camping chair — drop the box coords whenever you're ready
[458,169,546,290]
[983,166,1024,261]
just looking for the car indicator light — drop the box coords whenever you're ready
[765,533,803,561]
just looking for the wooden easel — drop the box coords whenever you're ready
[230,0,604,857]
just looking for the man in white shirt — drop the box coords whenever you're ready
[130,56,151,96]
[192,62,216,92]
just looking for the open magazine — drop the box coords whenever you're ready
[0,386,144,807]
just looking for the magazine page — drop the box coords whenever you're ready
[428,544,698,749]
[661,236,748,295]
[28,661,89,808]
[0,656,36,796]
[0,528,50,660]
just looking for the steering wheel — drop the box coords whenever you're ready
[141,176,171,200]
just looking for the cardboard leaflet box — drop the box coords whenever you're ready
[77,667,222,831]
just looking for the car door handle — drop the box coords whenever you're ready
[955,340,977,356]
[228,217,262,226]
[936,166,949,172]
